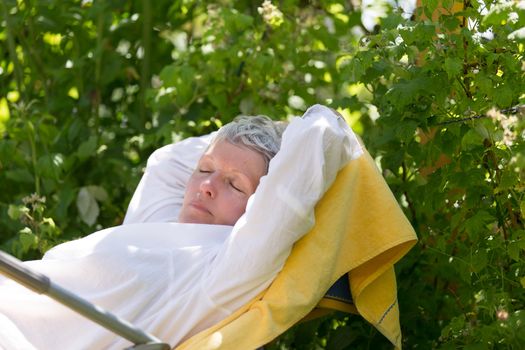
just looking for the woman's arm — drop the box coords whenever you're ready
[123,134,214,224]
[203,104,363,312]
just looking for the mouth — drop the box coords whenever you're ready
[189,201,212,215]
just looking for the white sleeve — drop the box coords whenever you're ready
[123,133,215,224]
[203,104,364,312]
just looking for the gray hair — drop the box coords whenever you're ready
[212,115,286,170]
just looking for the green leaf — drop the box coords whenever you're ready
[345,58,365,81]
[77,136,98,160]
[442,314,466,338]
[222,8,253,32]
[494,84,513,107]
[326,325,357,350]
[177,66,196,105]
[444,57,462,79]
[474,73,493,95]
[497,169,518,191]
[471,249,488,273]
[442,15,461,31]
[5,169,34,184]
[67,118,84,143]
[464,210,495,239]
[37,154,60,179]
[461,129,484,150]
[53,190,73,223]
[424,0,439,19]
[159,65,196,105]
[508,240,521,262]
[395,120,418,140]
[208,90,228,111]
[40,217,59,238]
[159,65,178,87]
[474,123,490,140]
[399,28,415,45]
[232,12,253,30]
[18,227,38,254]
[414,23,437,45]
[482,3,513,26]
[385,76,430,108]
[86,185,108,202]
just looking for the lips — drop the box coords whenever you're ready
[189,201,212,216]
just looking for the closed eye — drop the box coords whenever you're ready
[229,181,244,193]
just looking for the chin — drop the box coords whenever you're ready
[179,213,213,225]
[179,217,211,225]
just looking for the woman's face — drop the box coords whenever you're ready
[178,140,267,226]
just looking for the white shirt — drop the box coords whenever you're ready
[0,105,363,349]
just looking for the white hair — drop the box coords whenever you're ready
[212,115,286,170]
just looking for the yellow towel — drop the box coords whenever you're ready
[176,148,418,350]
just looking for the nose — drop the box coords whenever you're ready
[199,173,217,199]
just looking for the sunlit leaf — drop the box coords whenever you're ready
[0,98,10,133]
[86,185,108,202]
[68,86,79,100]
[7,205,28,220]
[76,187,99,226]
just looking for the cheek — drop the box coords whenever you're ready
[222,193,249,222]
[183,177,199,201]
[186,177,198,192]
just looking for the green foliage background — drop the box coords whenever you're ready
[1,0,524,348]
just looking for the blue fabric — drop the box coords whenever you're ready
[325,273,353,304]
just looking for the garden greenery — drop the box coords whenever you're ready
[0,0,524,348]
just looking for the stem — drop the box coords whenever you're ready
[461,0,472,99]
[455,75,471,100]
[436,104,524,126]
[74,39,85,104]
[1,1,24,97]
[20,0,50,105]
[401,161,418,226]
[93,6,105,130]
[504,198,519,231]
[140,0,152,127]
[30,206,43,253]
[482,141,509,240]
[27,121,41,195]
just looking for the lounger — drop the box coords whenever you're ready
[0,148,416,350]
[0,105,416,349]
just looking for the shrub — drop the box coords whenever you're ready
[0,0,523,347]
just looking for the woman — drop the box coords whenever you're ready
[0,105,362,349]
[125,114,286,227]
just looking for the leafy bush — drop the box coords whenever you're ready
[0,0,523,348]
[352,2,525,347]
